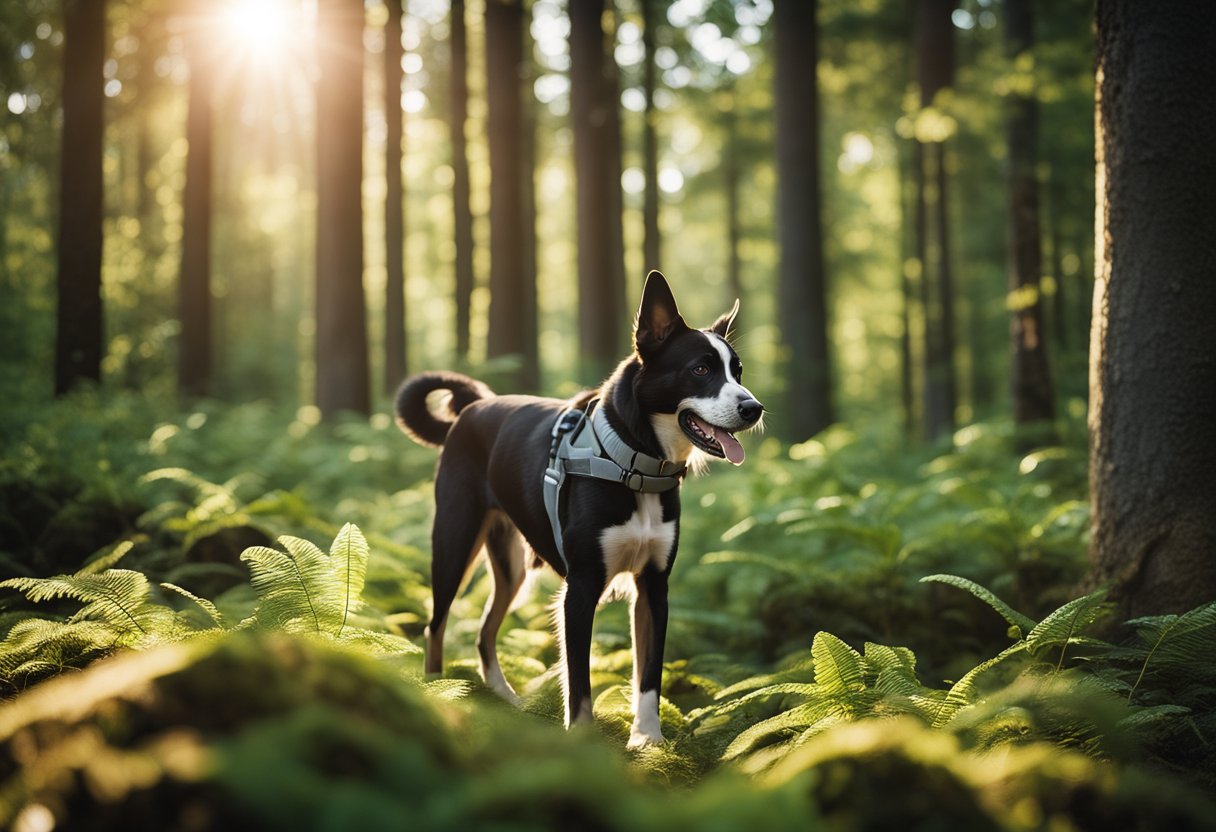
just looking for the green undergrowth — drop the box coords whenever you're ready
[1,392,1214,830]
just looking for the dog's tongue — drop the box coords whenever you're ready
[713,426,746,465]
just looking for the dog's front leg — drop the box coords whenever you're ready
[559,573,600,728]
[628,567,669,748]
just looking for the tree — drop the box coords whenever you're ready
[384,0,407,391]
[570,0,626,383]
[915,0,957,441]
[1004,0,1054,430]
[774,0,833,439]
[1087,0,1216,617]
[53,0,106,395]
[178,4,213,398]
[485,0,538,390]
[314,0,370,416]
[450,0,475,363]
[640,0,660,270]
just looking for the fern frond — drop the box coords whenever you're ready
[330,522,369,636]
[920,574,1036,636]
[1,570,153,634]
[722,700,837,760]
[337,629,421,655]
[78,540,136,575]
[1024,589,1110,668]
[863,642,917,677]
[1125,601,1216,702]
[812,632,865,695]
[160,582,226,628]
[423,678,472,701]
[933,642,1027,728]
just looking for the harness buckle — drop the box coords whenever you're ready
[622,470,645,491]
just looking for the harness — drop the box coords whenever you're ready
[542,400,685,571]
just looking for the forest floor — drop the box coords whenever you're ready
[0,390,1213,831]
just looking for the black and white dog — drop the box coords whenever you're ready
[395,271,762,747]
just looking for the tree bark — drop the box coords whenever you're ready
[54,0,106,395]
[641,0,660,270]
[314,0,370,416]
[774,0,833,440]
[1004,0,1054,430]
[179,12,213,398]
[897,140,915,438]
[1088,0,1216,616]
[450,0,475,363]
[723,90,742,321]
[915,0,957,441]
[384,0,407,391]
[570,0,626,382]
[485,0,538,390]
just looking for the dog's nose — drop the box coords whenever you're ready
[738,398,763,424]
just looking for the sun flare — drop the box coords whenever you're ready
[218,0,292,61]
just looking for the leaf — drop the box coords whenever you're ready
[933,642,1028,728]
[160,582,227,629]
[1024,589,1110,666]
[1124,601,1216,702]
[78,540,136,575]
[1,570,154,635]
[920,574,1035,636]
[722,700,837,760]
[241,541,332,633]
[330,523,369,637]
[812,632,864,695]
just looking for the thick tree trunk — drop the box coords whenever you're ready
[314,0,370,416]
[570,0,626,382]
[485,0,538,390]
[773,0,833,440]
[384,0,407,391]
[915,0,957,441]
[519,7,540,391]
[1004,0,1054,430]
[641,0,660,270]
[1045,175,1069,352]
[1088,0,1216,616]
[179,17,213,398]
[54,0,106,395]
[450,0,475,362]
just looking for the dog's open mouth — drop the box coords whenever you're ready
[679,410,746,465]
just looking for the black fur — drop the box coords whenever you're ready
[395,271,762,738]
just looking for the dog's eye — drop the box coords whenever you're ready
[691,365,710,377]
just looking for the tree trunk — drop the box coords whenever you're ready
[570,0,626,382]
[179,14,213,398]
[314,0,370,416]
[723,90,742,320]
[1045,175,1069,352]
[1004,0,1054,431]
[54,0,106,395]
[384,0,407,391]
[897,140,915,438]
[774,0,833,440]
[485,0,538,391]
[915,0,956,441]
[520,5,540,391]
[1088,0,1216,617]
[450,0,475,363]
[641,0,660,270]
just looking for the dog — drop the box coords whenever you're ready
[395,271,763,747]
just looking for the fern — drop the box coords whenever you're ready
[722,700,839,760]
[1023,589,1110,669]
[1123,602,1216,703]
[241,524,378,640]
[920,574,1036,637]
[161,582,227,628]
[812,631,865,695]
[0,569,165,636]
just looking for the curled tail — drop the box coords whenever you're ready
[394,372,494,447]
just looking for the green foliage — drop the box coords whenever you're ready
[1,394,1214,826]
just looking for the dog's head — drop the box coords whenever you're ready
[633,271,764,466]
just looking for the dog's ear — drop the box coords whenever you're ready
[709,298,740,339]
[635,270,687,354]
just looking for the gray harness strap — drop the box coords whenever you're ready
[542,400,685,570]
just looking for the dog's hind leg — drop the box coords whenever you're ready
[425,463,489,676]
[628,567,669,748]
[477,516,527,703]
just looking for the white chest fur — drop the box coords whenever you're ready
[599,492,675,577]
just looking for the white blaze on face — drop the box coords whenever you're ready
[675,334,757,465]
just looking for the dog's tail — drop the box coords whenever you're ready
[394,372,494,447]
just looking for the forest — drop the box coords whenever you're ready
[1,0,1215,829]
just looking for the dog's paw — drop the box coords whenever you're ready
[626,729,665,750]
